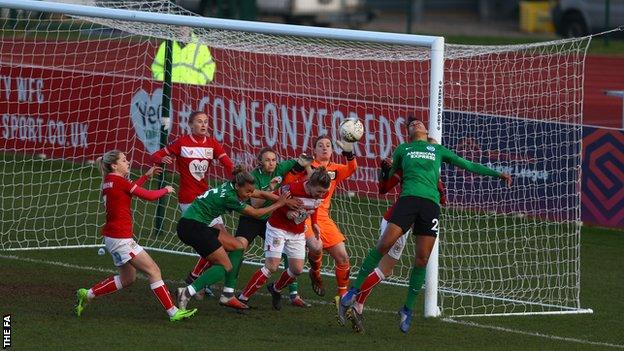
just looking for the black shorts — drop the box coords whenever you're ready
[177,217,222,258]
[235,215,267,243]
[389,196,440,237]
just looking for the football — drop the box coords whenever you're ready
[339,118,364,142]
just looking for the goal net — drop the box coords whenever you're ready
[0,0,590,317]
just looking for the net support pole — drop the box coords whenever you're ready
[153,39,173,236]
[424,36,444,318]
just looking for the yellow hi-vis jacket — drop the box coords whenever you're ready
[151,37,216,85]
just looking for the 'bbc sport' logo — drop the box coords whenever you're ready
[3,314,10,349]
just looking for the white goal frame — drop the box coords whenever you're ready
[0,0,593,318]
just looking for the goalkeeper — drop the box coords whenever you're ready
[339,119,512,333]
[283,135,358,305]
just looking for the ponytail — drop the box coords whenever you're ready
[96,150,123,177]
[232,165,255,187]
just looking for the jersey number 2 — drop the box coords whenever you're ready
[431,218,439,234]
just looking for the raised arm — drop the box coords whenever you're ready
[441,146,512,186]
[131,166,163,187]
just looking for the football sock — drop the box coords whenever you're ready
[335,262,351,296]
[191,257,211,278]
[223,249,244,290]
[88,275,122,298]
[356,268,384,305]
[190,264,225,294]
[404,266,426,310]
[240,266,271,300]
[274,269,297,291]
[352,248,383,289]
[150,280,178,316]
[283,255,299,295]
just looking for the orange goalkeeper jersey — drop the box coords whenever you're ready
[283,158,357,248]
[284,158,358,218]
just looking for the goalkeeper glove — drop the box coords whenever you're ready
[336,140,355,160]
[293,153,313,172]
[379,158,392,181]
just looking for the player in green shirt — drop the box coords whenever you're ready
[219,147,313,308]
[339,119,512,333]
[175,165,296,311]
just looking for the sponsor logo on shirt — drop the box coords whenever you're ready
[189,160,209,181]
[181,146,214,159]
[407,151,436,161]
[102,182,113,190]
[297,197,323,209]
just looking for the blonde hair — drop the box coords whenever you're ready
[95,150,123,177]
[232,165,255,187]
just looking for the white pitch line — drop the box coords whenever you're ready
[442,318,624,350]
[2,252,622,349]
[0,253,396,314]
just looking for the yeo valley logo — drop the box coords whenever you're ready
[130,88,172,153]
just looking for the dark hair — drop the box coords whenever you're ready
[407,116,418,127]
[188,111,207,125]
[309,166,331,189]
[232,165,255,187]
[313,135,333,149]
[257,147,277,163]
[96,150,123,177]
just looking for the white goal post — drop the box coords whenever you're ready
[0,0,592,317]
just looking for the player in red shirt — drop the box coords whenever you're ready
[151,111,235,294]
[238,168,332,310]
[282,135,357,303]
[74,150,196,322]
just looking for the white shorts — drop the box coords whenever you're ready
[179,203,223,228]
[264,223,306,260]
[104,237,144,267]
[380,218,410,261]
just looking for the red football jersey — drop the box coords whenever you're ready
[283,159,357,219]
[268,180,327,234]
[101,174,137,238]
[152,134,232,204]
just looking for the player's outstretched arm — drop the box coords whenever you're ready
[131,185,174,201]
[442,146,504,179]
[241,190,291,219]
